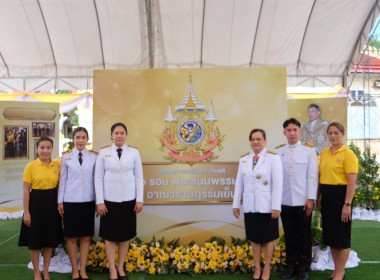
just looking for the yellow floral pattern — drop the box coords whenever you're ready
[87,238,286,274]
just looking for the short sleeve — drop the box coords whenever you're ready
[344,149,359,174]
[22,162,33,184]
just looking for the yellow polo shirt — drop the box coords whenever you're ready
[319,144,358,185]
[23,158,60,190]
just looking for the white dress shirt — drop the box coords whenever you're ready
[276,141,318,206]
[233,148,283,213]
[58,147,97,203]
[95,144,144,204]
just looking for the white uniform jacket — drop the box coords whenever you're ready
[232,148,283,213]
[95,144,144,204]
[58,148,97,203]
[276,141,318,206]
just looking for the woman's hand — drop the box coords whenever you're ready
[233,208,240,219]
[57,203,64,217]
[341,205,352,222]
[303,199,315,216]
[96,203,108,216]
[135,202,143,214]
[271,210,280,219]
[23,212,31,227]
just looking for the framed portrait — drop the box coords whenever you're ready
[3,125,29,160]
[33,139,39,159]
[32,122,55,137]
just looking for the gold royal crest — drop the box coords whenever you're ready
[159,75,224,166]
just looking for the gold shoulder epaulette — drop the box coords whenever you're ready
[62,149,72,155]
[128,145,138,150]
[275,144,286,149]
[89,149,98,155]
[100,145,111,149]
[268,150,277,155]
[302,142,314,148]
[240,152,250,158]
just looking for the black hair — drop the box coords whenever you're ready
[111,122,128,134]
[72,127,89,139]
[36,136,53,149]
[283,118,301,129]
[249,129,266,140]
[308,104,320,111]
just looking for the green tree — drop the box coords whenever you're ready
[67,107,79,126]
[369,39,380,49]
[349,142,380,208]
[349,143,380,188]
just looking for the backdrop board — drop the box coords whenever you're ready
[93,68,287,243]
[0,101,60,212]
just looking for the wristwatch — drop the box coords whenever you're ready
[344,202,351,207]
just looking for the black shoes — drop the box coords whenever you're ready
[117,269,128,280]
[298,270,309,280]
[326,274,345,280]
[281,266,310,280]
[281,267,297,279]
[73,274,91,280]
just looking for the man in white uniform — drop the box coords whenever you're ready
[276,118,318,280]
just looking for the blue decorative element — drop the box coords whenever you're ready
[178,120,205,145]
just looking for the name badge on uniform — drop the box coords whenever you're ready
[105,154,111,157]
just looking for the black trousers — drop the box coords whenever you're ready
[281,205,312,270]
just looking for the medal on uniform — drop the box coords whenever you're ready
[253,155,259,169]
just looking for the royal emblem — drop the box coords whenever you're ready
[159,75,224,165]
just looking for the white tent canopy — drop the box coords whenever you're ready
[0,0,379,91]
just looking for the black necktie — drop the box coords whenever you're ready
[117,148,122,159]
[78,152,83,165]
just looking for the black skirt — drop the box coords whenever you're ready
[244,212,279,244]
[99,200,136,242]
[19,188,63,250]
[63,201,95,238]
[321,184,352,249]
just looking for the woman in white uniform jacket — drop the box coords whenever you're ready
[95,122,143,280]
[58,127,97,280]
[233,128,283,280]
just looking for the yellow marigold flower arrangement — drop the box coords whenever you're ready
[87,236,287,275]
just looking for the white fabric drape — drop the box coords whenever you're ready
[0,0,378,90]
[59,93,93,113]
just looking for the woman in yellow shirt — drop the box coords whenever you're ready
[317,122,358,280]
[18,137,63,280]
